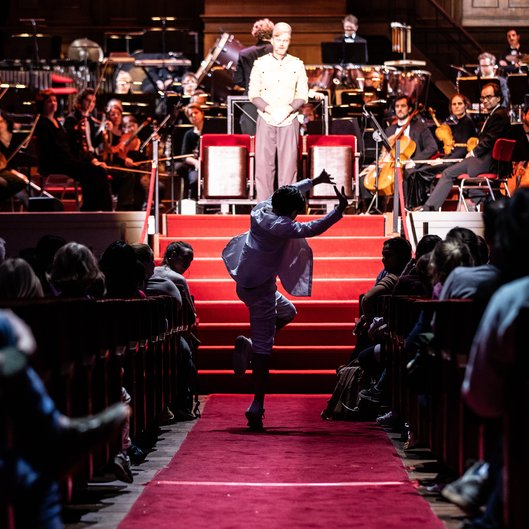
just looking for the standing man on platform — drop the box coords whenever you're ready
[233,18,274,135]
[417,82,511,211]
[248,22,309,201]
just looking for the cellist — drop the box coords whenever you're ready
[382,95,437,209]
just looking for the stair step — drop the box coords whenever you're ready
[198,345,352,370]
[157,235,388,258]
[195,300,359,323]
[198,370,338,394]
[189,278,373,301]
[184,256,382,279]
[164,214,385,237]
[198,322,355,346]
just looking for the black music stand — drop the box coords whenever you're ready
[458,76,501,106]
[321,42,368,65]
[363,106,391,215]
[507,74,528,106]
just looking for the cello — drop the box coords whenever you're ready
[363,107,421,195]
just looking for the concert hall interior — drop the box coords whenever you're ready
[1,2,529,529]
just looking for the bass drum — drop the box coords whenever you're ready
[196,33,244,83]
[306,65,335,89]
[388,69,431,105]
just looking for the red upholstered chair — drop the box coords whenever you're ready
[198,134,254,211]
[457,138,516,211]
[300,134,358,210]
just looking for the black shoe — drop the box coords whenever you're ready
[127,444,147,465]
[245,403,264,431]
[113,452,134,483]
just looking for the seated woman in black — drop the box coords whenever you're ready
[34,89,112,211]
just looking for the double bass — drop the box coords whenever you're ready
[363,107,421,196]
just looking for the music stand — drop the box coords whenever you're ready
[507,74,528,106]
[509,123,529,162]
[458,76,502,106]
[321,42,368,64]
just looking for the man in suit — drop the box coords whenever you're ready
[384,95,438,208]
[334,14,368,63]
[418,83,511,211]
[233,18,274,135]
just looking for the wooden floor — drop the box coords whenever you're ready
[63,400,469,529]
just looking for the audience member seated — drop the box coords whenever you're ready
[0,257,44,299]
[48,242,106,298]
[0,309,128,529]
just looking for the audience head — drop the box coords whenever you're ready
[49,242,105,298]
[415,234,442,260]
[382,237,412,275]
[100,240,144,298]
[0,258,44,298]
[272,185,307,218]
[131,243,155,282]
[252,18,274,41]
[162,241,194,275]
[493,188,529,280]
[446,226,482,264]
[429,239,474,287]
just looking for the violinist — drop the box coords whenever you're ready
[384,95,437,208]
[408,94,478,207]
[101,99,141,210]
[0,111,28,206]
[64,88,102,161]
[179,103,204,200]
[34,90,112,212]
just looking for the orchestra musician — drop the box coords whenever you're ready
[101,99,142,211]
[33,90,112,212]
[499,28,525,73]
[477,52,510,108]
[417,82,511,212]
[0,110,28,206]
[406,93,478,207]
[335,14,367,45]
[179,103,204,200]
[64,88,102,160]
[374,95,437,209]
[233,18,274,135]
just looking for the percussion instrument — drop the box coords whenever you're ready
[306,65,335,89]
[196,33,244,84]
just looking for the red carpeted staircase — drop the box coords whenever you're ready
[156,214,386,393]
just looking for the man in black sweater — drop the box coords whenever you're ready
[233,18,274,135]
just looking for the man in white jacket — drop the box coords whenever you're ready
[222,171,348,429]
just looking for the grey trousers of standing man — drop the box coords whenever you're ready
[254,116,300,201]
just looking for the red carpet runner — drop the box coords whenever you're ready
[119,395,444,529]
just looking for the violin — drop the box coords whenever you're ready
[429,107,454,156]
[112,118,152,161]
[363,107,421,195]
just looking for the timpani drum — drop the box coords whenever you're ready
[340,65,389,92]
[387,69,431,104]
[306,65,336,89]
[196,33,244,83]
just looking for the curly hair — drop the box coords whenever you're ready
[251,18,274,41]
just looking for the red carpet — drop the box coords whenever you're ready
[119,395,444,529]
